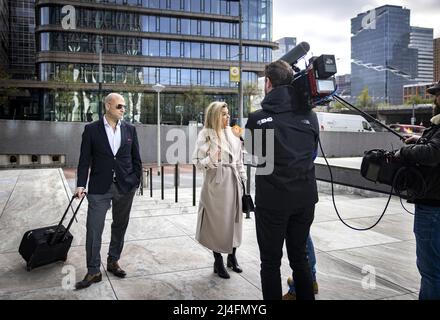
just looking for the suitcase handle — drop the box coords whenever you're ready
[50,194,86,245]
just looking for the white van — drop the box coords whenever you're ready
[316,112,375,132]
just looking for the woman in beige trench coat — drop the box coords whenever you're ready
[192,101,247,279]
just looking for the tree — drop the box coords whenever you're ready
[243,82,261,114]
[356,87,374,109]
[49,66,77,121]
[330,100,348,110]
[0,66,21,118]
[406,95,432,106]
[183,85,207,122]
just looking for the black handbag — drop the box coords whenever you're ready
[241,180,255,214]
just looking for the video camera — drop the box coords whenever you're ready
[279,42,337,108]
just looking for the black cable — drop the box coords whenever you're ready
[328,96,428,222]
[318,137,393,231]
[399,194,414,215]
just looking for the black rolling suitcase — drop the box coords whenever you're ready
[19,195,86,271]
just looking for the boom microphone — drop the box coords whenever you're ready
[279,41,310,66]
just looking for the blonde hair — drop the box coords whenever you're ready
[204,101,228,139]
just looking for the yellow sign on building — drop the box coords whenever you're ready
[230,66,240,82]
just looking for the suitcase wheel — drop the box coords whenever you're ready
[62,255,68,262]
[26,264,32,272]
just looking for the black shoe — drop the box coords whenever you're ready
[75,272,102,290]
[227,254,243,273]
[213,252,230,279]
[107,260,127,278]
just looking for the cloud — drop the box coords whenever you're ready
[273,0,440,74]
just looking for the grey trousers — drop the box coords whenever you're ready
[86,183,136,274]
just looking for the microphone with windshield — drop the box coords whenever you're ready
[279,41,310,67]
[279,41,337,108]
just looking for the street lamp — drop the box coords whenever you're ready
[238,0,243,127]
[227,0,243,127]
[96,36,103,119]
[153,83,165,176]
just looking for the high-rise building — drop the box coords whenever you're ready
[273,37,296,61]
[351,5,420,105]
[28,0,275,124]
[335,74,351,97]
[409,26,434,83]
[0,0,8,72]
[435,38,440,82]
[9,0,36,80]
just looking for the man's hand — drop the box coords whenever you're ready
[404,135,420,145]
[75,187,86,199]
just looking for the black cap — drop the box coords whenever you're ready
[427,81,440,95]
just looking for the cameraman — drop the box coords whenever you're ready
[396,81,440,300]
[245,60,319,300]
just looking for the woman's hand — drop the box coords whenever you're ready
[232,125,243,138]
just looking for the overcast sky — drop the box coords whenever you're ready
[272,0,440,75]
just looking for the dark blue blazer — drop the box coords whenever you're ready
[77,119,142,194]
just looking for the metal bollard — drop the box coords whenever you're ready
[161,166,164,200]
[193,164,196,207]
[143,169,149,188]
[245,164,252,219]
[149,167,153,198]
[175,164,179,203]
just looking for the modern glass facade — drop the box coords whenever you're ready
[272,37,296,62]
[9,0,36,79]
[435,38,440,83]
[0,0,8,71]
[351,5,418,105]
[409,27,434,83]
[31,0,274,124]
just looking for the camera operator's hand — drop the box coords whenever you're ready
[404,135,421,145]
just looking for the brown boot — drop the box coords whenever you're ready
[107,259,127,278]
[75,272,102,290]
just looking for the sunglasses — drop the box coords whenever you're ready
[115,104,126,110]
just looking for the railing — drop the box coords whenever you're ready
[139,164,198,207]
[138,163,254,219]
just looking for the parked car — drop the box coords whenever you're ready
[389,124,426,138]
[316,112,375,132]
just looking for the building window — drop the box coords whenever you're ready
[40,33,50,51]
[40,7,50,25]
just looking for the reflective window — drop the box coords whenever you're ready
[211,44,220,60]
[170,0,180,10]
[191,42,201,58]
[181,19,190,34]
[160,17,170,33]
[191,0,201,13]
[40,7,50,25]
[149,39,160,56]
[40,33,50,51]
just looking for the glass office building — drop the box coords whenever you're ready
[409,27,434,83]
[435,38,440,83]
[0,0,9,71]
[272,37,296,61]
[9,0,36,80]
[351,5,419,105]
[31,0,275,124]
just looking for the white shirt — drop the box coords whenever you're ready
[103,116,121,156]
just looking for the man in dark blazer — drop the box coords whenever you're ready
[74,93,142,290]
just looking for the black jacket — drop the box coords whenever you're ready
[77,119,142,194]
[245,85,319,211]
[400,115,440,206]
